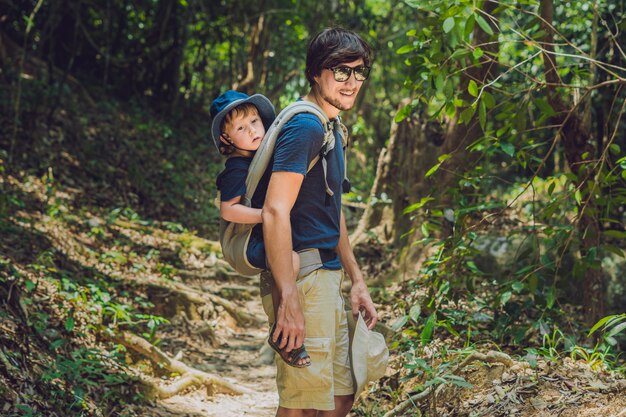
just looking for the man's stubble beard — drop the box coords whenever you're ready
[323,95,352,112]
[314,85,356,112]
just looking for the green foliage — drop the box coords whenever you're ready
[40,348,136,413]
[403,344,474,394]
[589,314,626,348]
[394,0,626,372]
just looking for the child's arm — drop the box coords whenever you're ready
[220,195,263,224]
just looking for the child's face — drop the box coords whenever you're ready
[223,109,265,153]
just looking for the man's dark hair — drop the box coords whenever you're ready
[305,27,373,87]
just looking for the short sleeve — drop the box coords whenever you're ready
[216,157,252,201]
[272,113,325,175]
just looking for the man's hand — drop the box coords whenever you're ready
[273,285,306,352]
[350,280,378,329]
[262,171,306,353]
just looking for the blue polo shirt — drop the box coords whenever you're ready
[250,110,348,270]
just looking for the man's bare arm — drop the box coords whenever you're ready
[262,171,305,352]
[336,210,378,329]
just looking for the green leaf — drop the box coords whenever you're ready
[464,14,476,38]
[450,49,471,60]
[607,321,626,338]
[512,282,525,292]
[395,105,412,122]
[546,288,555,309]
[443,17,455,33]
[574,189,582,205]
[396,44,414,55]
[501,142,515,157]
[479,100,486,130]
[443,321,460,337]
[474,13,494,35]
[466,260,482,274]
[435,74,445,94]
[609,144,621,155]
[525,352,538,368]
[50,339,64,350]
[529,274,538,294]
[65,316,75,332]
[445,374,474,389]
[587,315,618,337]
[482,91,495,109]
[460,105,476,124]
[535,98,556,118]
[604,244,625,258]
[500,291,512,305]
[409,304,421,322]
[547,181,556,196]
[445,102,456,118]
[604,230,626,239]
[473,47,484,60]
[391,315,409,331]
[468,80,478,97]
[404,0,422,8]
[438,153,452,163]
[425,162,442,178]
[421,313,436,345]
[404,197,435,214]
[24,279,36,292]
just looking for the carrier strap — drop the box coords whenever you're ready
[244,101,349,203]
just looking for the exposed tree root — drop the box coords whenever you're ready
[382,351,514,417]
[143,280,262,327]
[112,219,222,253]
[455,350,514,370]
[114,331,254,399]
[178,261,248,281]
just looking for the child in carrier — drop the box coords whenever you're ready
[210,90,310,368]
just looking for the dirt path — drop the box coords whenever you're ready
[154,292,280,417]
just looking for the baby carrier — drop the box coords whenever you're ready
[219,100,348,276]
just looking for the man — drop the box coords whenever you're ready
[260,27,378,416]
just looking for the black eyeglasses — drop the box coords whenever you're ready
[326,65,371,82]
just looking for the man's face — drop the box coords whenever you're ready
[314,58,366,114]
[222,108,265,152]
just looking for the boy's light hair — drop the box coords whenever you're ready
[218,103,260,155]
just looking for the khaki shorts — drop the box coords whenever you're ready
[261,269,354,410]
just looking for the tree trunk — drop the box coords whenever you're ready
[233,0,267,93]
[351,100,441,251]
[540,0,604,325]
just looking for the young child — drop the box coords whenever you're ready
[210,90,310,368]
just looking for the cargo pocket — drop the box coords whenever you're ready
[298,269,320,297]
[279,337,332,392]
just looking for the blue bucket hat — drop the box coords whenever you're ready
[210,90,276,151]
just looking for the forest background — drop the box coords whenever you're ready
[1,0,625,416]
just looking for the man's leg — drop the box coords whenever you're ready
[317,395,354,417]
[276,407,317,417]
